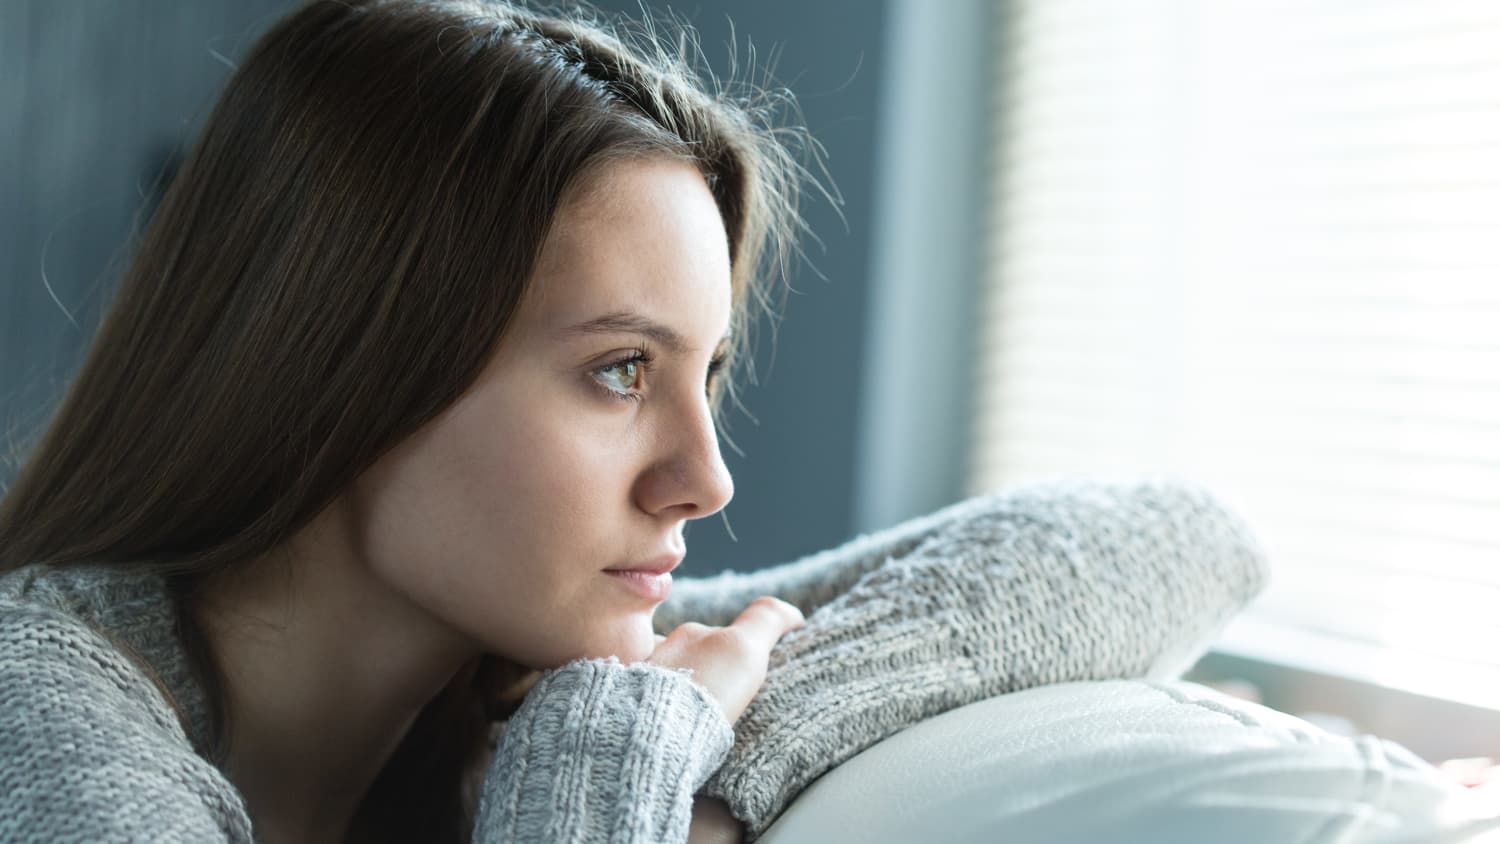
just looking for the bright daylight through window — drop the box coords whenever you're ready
[970,0,1500,709]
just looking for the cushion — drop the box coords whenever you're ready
[756,679,1500,843]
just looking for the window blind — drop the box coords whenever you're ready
[970,0,1500,704]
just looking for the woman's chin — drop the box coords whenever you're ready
[504,614,661,670]
[578,617,659,665]
[615,627,660,665]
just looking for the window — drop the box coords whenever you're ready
[970,0,1500,709]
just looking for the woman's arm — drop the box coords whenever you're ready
[655,494,1008,634]
[697,477,1271,840]
[472,656,735,843]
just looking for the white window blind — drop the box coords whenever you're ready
[970,0,1500,707]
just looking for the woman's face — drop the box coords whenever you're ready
[345,157,735,670]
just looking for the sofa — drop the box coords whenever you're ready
[758,677,1500,843]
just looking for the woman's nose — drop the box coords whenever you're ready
[633,395,734,520]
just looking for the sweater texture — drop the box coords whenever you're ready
[0,478,1269,842]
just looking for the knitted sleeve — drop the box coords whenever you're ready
[691,478,1271,840]
[653,494,988,634]
[0,602,256,842]
[471,656,735,843]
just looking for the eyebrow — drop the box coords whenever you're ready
[557,310,732,356]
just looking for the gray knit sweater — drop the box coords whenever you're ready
[0,478,1269,843]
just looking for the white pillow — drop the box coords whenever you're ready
[757,679,1500,844]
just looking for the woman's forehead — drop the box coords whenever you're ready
[551,309,732,356]
[520,159,732,344]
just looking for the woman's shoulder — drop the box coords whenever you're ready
[0,561,209,744]
[0,558,173,622]
[0,563,180,729]
[0,577,256,840]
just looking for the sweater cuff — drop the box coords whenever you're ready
[475,656,735,843]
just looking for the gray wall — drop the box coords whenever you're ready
[0,1,894,577]
[854,0,995,534]
[0,0,293,474]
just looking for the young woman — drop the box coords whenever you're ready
[0,0,1271,842]
[0,1,814,841]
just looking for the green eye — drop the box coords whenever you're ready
[592,351,649,403]
[600,359,639,391]
[590,347,728,404]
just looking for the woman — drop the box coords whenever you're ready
[0,0,814,841]
[0,0,1272,842]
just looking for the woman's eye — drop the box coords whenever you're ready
[593,354,647,402]
[591,346,726,404]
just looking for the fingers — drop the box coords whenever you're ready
[728,595,805,653]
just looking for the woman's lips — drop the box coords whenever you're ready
[605,553,683,577]
[604,569,673,601]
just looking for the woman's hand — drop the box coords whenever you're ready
[645,595,805,724]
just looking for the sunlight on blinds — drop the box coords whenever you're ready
[970,0,1500,704]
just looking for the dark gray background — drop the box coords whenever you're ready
[0,0,903,576]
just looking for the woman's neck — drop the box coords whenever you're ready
[194,505,481,840]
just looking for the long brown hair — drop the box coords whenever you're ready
[0,0,819,839]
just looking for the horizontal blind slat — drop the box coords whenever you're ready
[976,0,1500,680]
